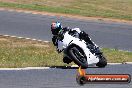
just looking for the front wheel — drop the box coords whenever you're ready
[69,46,88,68]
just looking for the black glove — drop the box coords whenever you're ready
[57,31,64,41]
[57,48,62,53]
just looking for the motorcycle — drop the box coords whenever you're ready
[55,28,107,68]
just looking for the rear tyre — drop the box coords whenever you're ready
[96,55,107,68]
[69,46,88,68]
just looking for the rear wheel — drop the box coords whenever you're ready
[96,55,107,68]
[69,46,88,68]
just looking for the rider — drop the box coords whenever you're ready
[51,22,94,48]
[51,22,95,64]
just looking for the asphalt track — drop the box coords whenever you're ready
[0,10,132,88]
[0,10,132,51]
[0,64,131,88]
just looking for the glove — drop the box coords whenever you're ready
[57,31,64,41]
[57,49,62,53]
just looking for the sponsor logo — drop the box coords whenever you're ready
[76,67,131,85]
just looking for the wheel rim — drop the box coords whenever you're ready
[72,49,87,63]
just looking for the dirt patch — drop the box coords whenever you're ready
[9,43,49,48]
[0,38,8,41]
[33,44,49,48]
[0,0,132,23]
[0,35,50,48]
[0,0,17,3]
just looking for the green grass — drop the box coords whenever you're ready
[0,36,68,68]
[0,36,132,68]
[102,48,132,63]
[0,0,132,20]
[0,2,80,15]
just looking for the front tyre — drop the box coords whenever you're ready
[69,46,88,68]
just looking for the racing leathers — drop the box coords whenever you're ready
[52,27,94,49]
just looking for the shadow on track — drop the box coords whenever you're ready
[49,66,99,69]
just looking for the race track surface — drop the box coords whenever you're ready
[0,10,132,88]
[0,10,132,51]
[0,64,131,88]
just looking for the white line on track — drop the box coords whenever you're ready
[0,63,132,70]
[25,38,31,40]
[10,36,17,38]
[107,63,122,65]
[43,41,50,43]
[0,67,50,71]
[71,62,132,67]
[32,39,37,41]
[38,40,43,42]
[0,34,132,70]
[0,34,49,43]
[18,37,24,39]
[2,35,10,37]
[126,62,132,64]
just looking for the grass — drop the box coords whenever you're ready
[102,48,132,63]
[0,36,68,68]
[0,36,132,68]
[0,0,132,20]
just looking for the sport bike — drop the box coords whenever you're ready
[56,29,107,68]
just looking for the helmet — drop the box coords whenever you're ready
[51,22,62,35]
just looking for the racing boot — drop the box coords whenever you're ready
[63,57,72,64]
[52,36,58,46]
[79,31,94,45]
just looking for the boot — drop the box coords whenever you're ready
[63,57,72,64]
[79,31,94,45]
